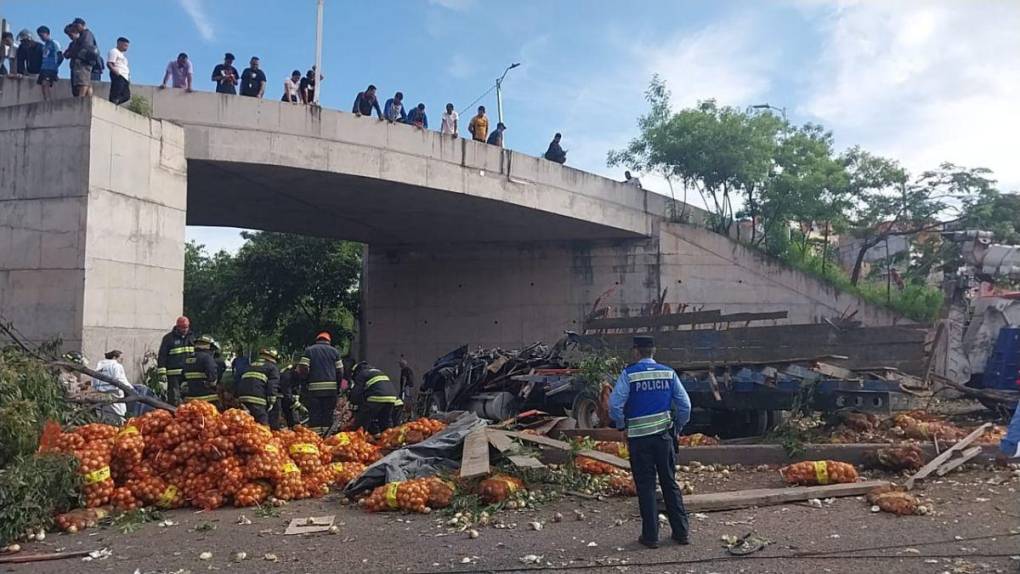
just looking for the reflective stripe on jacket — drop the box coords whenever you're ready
[300,342,341,395]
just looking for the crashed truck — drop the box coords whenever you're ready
[413,322,929,437]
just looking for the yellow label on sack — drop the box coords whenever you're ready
[385,482,400,509]
[157,485,179,507]
[117,425,139,438]
[331,462,346,473]
[282,462,300,474]
[499,477,519,494]
[264,444,279,453]
[334,433,351,446]
[397,427,408,445]
[289,443,319,456]
[813,461,829,485]
[84,466,111,485]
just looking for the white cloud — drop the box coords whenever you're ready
[178,0,214,42]
[641,16,779,109]
[802,0,1020,190]
[447,53,475,80]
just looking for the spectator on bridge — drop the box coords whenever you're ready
[240,56,266,98]
[107,37,130,106]
[624,171,642,188]
[1,31,14,76]
[407,103,428,129]
[161,52,193,92]
[440,103,458,138]
[544,133,567,164]
[384,91,407,123]
[353,84,383,119]
[299,67,319,104]
[90,52,104,83]
[212,53,239,95]
[282,69,301,103]
[66,18,98,98]
[487,122,507,147]
[15,29,42,76]
[36,27,62,100]
[468,106,488,142]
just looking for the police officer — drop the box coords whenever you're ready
[296,332,343,435]
[608,336,692,549]
[157,316,196,405]
[350,361,399,434]
[180,335,220,407]
[237,348,281,426]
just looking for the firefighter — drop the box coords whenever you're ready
[180,335,221,407]
[237,348,281,426]
[279,363,309,428]
[157,316,196,405]
[350,361,399,435]
[608,335,692,549]
[296,332,342,435]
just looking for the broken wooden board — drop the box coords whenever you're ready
[684,480,890,513]
[905,423,991,490]
[935,445,983,477]
[486,429,547,470]
[284,515,335,535]
[502,430,630,470]
[460,427,491,479]
[523,416,569,436]
[812,362,856,380]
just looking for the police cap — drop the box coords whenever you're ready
[633,335,655,349]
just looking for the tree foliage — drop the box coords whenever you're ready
[183,233,361,356]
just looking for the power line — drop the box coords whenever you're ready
[459,84,496,116]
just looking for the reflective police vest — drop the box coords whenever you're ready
[622,361,676,438]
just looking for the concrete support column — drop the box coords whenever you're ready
[0,98,186,379]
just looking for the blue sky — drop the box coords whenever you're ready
[4,0,1018,252]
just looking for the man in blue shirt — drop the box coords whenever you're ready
[384,91,407,123]
[1000,402,1020,461]
[36,26,62,101]
[609,335,692,549]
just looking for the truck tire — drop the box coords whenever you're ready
[570,391,602,429]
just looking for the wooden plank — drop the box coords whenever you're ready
[524,416,569,436]
[507,455,547,469]
[486,429,516,453]
[935,446,983,477]
[812,362,856,380]
[557,428,626,442]
[716,311,789,323]
[585,310,722,331]
[502,430,630,470]
[284,515,335,535]
[459,427,491,479]
[684,480,890,513]
[905,423,990,490]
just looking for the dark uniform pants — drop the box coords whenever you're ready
[241,402,269,425]
[281,396,296,427]
[628,432,689,543]
[268,399,284,430]
[307,394,337,435]
[167,375,184,406]
[356,402,394,435]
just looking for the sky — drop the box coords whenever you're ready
[4,0,1018,253]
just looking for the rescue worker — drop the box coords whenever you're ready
[609,335,692,549]
[157,316,195,405]
[237,348,281,426]
[296,332,343,435]
[394,358,415,427]
[279,363,309,428]
[350,361,399,435]
[180,335,220,407]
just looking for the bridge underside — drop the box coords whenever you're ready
[186,160,640,244]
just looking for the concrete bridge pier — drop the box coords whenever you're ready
[0,98,187,372]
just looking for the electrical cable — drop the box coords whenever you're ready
[460,84,496,116]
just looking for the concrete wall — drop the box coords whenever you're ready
[0,97,187,379]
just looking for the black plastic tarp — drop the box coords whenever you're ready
[343,412,487,498]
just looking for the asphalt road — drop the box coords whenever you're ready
[9,466,1019,574]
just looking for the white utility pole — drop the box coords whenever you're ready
[495,62,520,143]
[314,0,324,105]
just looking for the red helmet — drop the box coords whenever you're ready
[316,331,331,342]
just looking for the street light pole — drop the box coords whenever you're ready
[749,103,787,121]
[313,0,324,105]
[495,62,521,128]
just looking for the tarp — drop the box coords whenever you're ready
[343,412,487,498]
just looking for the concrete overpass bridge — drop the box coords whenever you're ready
[1,79,906,377]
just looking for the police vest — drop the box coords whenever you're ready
[622,361,675,438]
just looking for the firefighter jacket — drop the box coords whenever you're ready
[238,360,281,408]
[279,366,301,401]
[157,329,195,378]
[181,349,219,402]
[298,342,342,395]
[351,365,399,405]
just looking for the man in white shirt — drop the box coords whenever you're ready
[94,350,129,423]
[624,171,643,189]
[107,37,130,105]
[441,103,458,138]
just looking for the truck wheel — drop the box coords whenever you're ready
[571,391,602,429]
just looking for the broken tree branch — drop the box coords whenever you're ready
[51,361,176,413]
